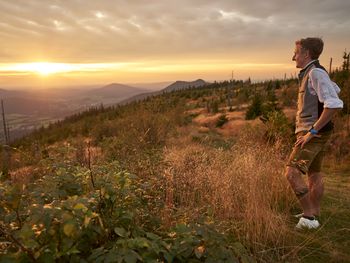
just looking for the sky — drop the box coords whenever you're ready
[0,0,349,88]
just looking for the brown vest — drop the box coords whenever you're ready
[295,61,333,133]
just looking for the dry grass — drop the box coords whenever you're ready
[193,110,260,137]
[10,166,35,184]
[219,119,260,137]
[185,107,207,116]
[193,112,223,128]
[282,107,297,122]
[75,138,104,166]
[162,127,298,260]
[197,126,210,133]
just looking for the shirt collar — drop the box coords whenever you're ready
[298,60,318,81]
[302,60,317,71]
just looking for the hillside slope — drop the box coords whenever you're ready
[1,71,349,262]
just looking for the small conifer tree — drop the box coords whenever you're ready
[246,94,263,120]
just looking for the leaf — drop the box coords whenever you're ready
[63,222,76,237]
[73,203,88,212]
[84,215,91,228]
[175,224,189,234]
[34,251,41,259]
[146,232,160,240]
[37,251,55,263]
[104,251,122,263]
[66,246,80,255]
[124,251,141,263]
[194,245,205,259]
[114,227,127,237]
[23,239,39,249]
[134,237,150,248]
[19,224,34,239]
[62,212,73,221]
[163,252,174,263]
[88,247,106,261]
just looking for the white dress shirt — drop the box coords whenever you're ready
[307,68,343,109]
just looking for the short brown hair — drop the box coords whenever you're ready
[295,37,324,59]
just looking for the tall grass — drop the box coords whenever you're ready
[163,126,298,260]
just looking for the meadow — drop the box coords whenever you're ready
[0,70,349,262]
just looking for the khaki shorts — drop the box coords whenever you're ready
[286,130,332,174]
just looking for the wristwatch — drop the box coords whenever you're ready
[309,127,318,135]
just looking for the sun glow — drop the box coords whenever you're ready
[10,62,76,76]
[0,62,134,77]
[0,60,295,84]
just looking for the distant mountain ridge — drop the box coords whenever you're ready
[120,79,208,104]
[162,79,207,93]
[119,90,162,105]
[0,80,207,115]
[86,83,148,99]
[0,83,149,115]
[1,79,208,141]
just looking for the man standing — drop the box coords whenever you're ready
[285,37,343,229]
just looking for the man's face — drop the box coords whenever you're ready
[292,44,310,68]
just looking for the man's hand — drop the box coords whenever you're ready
[295,132,321,148]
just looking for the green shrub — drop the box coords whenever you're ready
[246,95,263,120]
[0,159,254,262]
[263,111,294,146]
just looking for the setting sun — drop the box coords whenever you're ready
[27,62,72,76]
[10,62,75,76]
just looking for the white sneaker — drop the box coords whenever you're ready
[295,217,320,230]
[293,213,304,218]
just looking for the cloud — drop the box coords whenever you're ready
[0,0,349,68]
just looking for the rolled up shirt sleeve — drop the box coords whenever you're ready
[309,68,344,108]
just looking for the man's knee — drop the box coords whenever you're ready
[308,171,324,186]
[294,187,309,198]
[285,166,309,198]
[285,166,300,182]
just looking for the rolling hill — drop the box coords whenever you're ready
[0,83,149,141]
[86,83,148,100]
[162,79,207,92]
[120,79,208,104]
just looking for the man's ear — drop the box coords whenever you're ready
[304,50,311,59]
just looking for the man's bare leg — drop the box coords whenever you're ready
[307,171,324,216]
[285,166,314,217]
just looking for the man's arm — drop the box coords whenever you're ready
[295,108,340,148]
[312,108,339,131]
